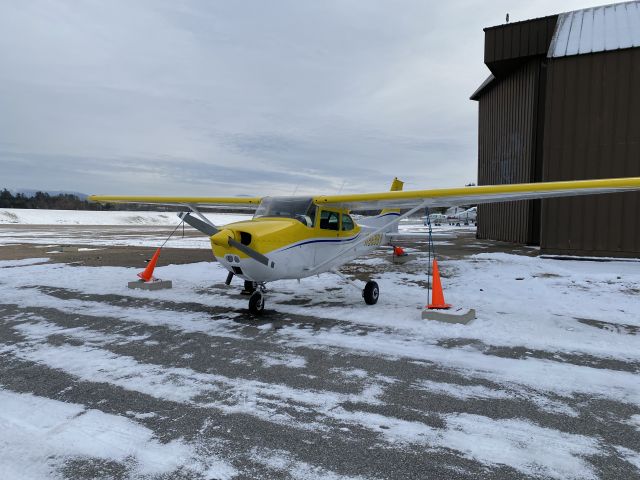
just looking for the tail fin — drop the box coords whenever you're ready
[381,177,404,215]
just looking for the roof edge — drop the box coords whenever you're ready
[470,74,496,101]
[483,13,557,32]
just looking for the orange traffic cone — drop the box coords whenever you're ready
[428,258,451,309]
[393,246,406,256]
[137,247,161,282]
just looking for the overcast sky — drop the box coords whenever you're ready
[0,0,620,196]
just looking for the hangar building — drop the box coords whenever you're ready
[471,1,640,257]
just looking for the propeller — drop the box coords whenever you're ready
[178,212,218,236]
[227,236,272,267]
[178,212,274,268]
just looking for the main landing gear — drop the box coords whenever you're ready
[332,269,379,306]
[362,280,379,305]
[243,274,379,314]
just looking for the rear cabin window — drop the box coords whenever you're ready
[342,214,355,231]
[319,210,340,230]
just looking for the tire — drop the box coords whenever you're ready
[362,281,379,305]
[244,280,255,293]
[249,291,265,314]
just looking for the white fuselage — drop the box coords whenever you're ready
[217,213,400,283]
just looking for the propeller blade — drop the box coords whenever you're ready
[179,212,274,268]
[228,238,273,268]
[178,212,219,236]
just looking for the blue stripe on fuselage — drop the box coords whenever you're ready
[281,233,361,251]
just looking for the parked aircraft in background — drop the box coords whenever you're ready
[422,212,447,226]
[451,206,477,225]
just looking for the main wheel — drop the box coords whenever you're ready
[248,291,265,314]
[362,281,379,305]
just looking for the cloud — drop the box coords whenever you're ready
[0,0,620,196]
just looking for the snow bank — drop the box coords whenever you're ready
[0,208,251,226]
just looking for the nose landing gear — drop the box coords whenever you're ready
[242,280,256,295]
[248,284,266,314]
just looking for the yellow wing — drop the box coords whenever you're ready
[88,195,262,210]
[314,177,640,210]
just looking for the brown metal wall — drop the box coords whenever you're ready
[541,48,640,257]
[477,59,543,244]
[484,16,557,77]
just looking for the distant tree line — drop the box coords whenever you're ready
[0,189,143,211]
[0,189,241,213]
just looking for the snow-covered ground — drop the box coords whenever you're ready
[0,209,467,249]
[0,217,639,479]
[0,208,250,226]
[0,209,251,249]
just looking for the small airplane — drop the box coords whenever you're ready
[90,176,640,314]
[422,211,447,226]
[450,206,477,225]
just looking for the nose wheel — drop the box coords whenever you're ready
[248,285,266,314]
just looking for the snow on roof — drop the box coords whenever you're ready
[548,1,640,58]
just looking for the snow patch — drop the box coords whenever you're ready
[329,409,599,479]
[0,388,236,479]
[615,446,640,470]
[0,258,49,268]
[250,448,371,480]
[415,380,511,400]
[259,352,307,369]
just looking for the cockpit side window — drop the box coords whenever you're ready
[341,214,355,231]
[319,210,340,230]
[306,204,317,228]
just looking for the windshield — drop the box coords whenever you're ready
[253,197,316,226]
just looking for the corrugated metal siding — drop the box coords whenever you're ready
[484,15,557,76]
[549,1,640,58]
[541,48,640,257]
[477,59,543,244]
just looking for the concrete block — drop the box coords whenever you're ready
[128,279,173,291]
[422,307,476,324]
[60,246,79,252]
[392,253,415,265]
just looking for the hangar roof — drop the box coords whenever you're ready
[472,1,640,99]
[548,1,640,58]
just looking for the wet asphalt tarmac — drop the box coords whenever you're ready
[0,224,638,479]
